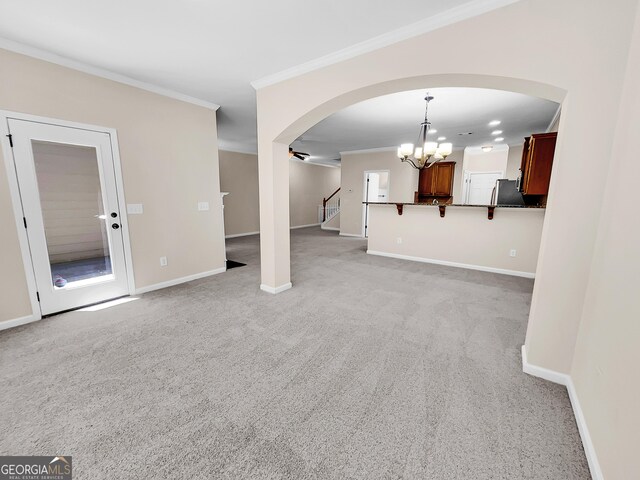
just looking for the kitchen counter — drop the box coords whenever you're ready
[363,201,544,208]
[363,202,544,218]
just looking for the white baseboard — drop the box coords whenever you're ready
[521,345,603,480]
[521,344,570,385]
[566,377,604,480]
[290,223,321,230]
[339,232,364,238]
[135,267,226,294]
[225,231,259,239]
[367,250,535,279]
[226,224,321,237]
[260,282,292,294]
[0,314,41,332]
[321,225,340,231]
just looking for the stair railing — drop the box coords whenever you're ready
[322,187,341,222]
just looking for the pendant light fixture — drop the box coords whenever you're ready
[397,93,453,169]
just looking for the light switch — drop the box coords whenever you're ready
[127,204,144,214]
[198,202,210,211]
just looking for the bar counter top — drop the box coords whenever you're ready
[363,202,545,209]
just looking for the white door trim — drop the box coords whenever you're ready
[462,170,504,204]
[0,110,136,323]
[362,169,391,238]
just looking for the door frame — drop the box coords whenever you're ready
[462,170,504,204]
[0,110,136,325]
[362,169,390,238]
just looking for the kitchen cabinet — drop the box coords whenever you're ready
[416,161,456,202]
[519,132,557,196]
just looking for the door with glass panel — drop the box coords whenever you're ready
[8,119,129,315]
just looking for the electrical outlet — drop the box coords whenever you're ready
[510,249,517,257]
[197,201,210,211]
[396,237,402,244]
[160,256,168,267]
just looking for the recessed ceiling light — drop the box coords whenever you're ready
[481,146,493,152]
[428,129,437,134]
[437,136,446,141]
[491,130,503,135]
[489,120,501,127]
[494,137,504,142]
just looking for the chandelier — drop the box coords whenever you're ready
[397,93,453,169]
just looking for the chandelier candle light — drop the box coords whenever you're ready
[397,93,453,169]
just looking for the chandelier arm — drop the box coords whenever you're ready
[402,157,421,169]
[425,156,443,168]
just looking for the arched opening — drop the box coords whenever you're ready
[258,73,567,293]
[274,74,565,145]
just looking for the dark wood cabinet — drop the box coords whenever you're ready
[433,162,455,195]
[415,161,456,203]
[519,132,557,197]
[418,165,434,194]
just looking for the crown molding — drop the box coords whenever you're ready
[218,147,339,167]
[464,144,509,153]
[0,37,220,111]
[290,157,340,168]
[251,0,521,89]
[546,104,562,132]
[340,146,397,156]
[218,145,258,156]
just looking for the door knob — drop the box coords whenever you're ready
[111,223,120,229]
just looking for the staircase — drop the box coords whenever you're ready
[319,187,340,231]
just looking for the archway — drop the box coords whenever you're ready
[256,73,566,293]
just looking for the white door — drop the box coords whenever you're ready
[464,172,503,205]
[8,119,130,315]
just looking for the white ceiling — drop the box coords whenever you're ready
[293,88,559,166]
[0,0,521,154]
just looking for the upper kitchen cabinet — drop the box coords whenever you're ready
[519,132,557,196]
[416,161,456,203]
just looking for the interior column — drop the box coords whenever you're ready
[257,140,291,293]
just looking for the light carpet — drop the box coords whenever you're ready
[0,227,590,479]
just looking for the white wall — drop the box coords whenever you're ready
[340,149,416,236]
[505,144,523,180]
[289,159,341,227]
[0,48,225,323]
[367,204,544,275]
[219,150,340,236]
[569,4,640,477]
[462,146,509,175]
[219,150,261,236]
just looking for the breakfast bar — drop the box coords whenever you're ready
[364,202,545,277]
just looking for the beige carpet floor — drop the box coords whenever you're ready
[0,227,590,479]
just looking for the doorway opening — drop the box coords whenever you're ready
[463,171,504,205]
[362,170,390,237]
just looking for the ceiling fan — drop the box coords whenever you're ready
[289,147,310,161]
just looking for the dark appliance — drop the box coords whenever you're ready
[494,179,525,206]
